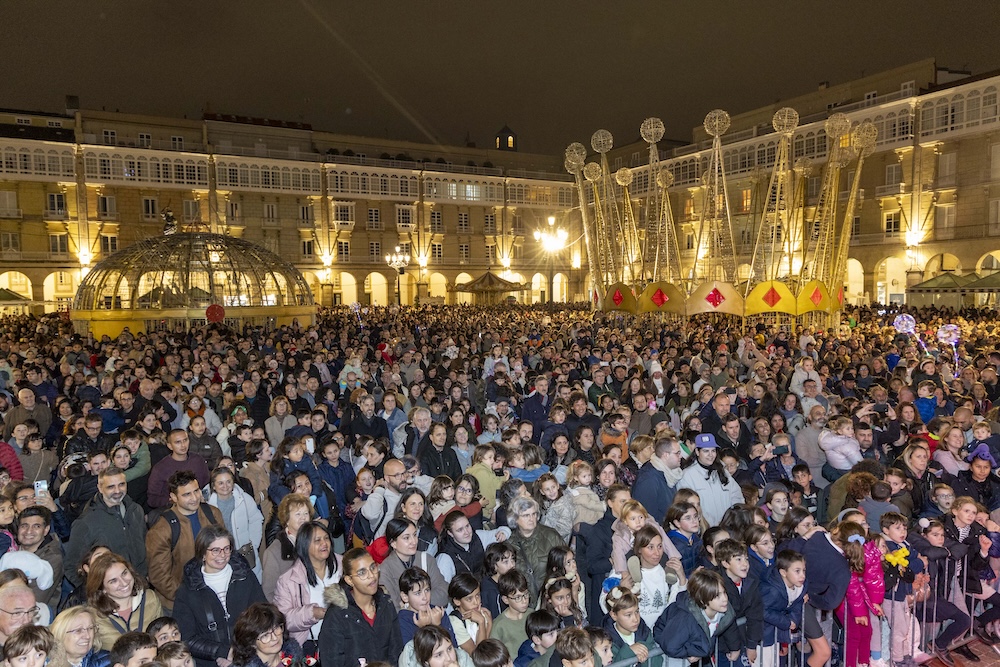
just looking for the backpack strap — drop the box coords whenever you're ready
[163,509,180,549]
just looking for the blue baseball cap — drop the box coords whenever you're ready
[694,433,718,449]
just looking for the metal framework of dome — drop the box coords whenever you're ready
[72,232,315,335]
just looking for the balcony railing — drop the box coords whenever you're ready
[0,208,22,218]
[396,221,414,232]
[935,174,957,189]
[334,220,355,231]
[297,217,316,228]
[44,208,68,220]
[262,216,281,227]
[839,189,866,201]
[875,182,907,197]
[98,211,119,221]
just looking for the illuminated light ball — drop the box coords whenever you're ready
[565,143,587,170]
[838,143,859,168]
[583,162,602,183]
[656,168,674,189]
[704,110,731,137]
[794,157,813,174]
[825,113,851,139]
[350,302,361,313]
[772,107,799,134]
[640,117,665,144]
[893,314,916,334]
[615,167,633,187]
[853,121,878,157]
[591,130,614,154]
[937,324,961,345]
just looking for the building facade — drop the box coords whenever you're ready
[3,57,1000,315]
[605,58,1000,306]
[0,106,581,312]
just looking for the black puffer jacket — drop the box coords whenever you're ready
[318,586,402,667]
[174,553,266,667]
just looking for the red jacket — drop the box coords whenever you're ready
[0,442,24,480]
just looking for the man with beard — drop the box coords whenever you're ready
[64,466,148,585]
[361,458,409,539]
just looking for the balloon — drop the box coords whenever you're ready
[936,324,961,345]
[893,314,916,335]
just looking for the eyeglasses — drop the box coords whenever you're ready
[519,511,539,519]
[456,486,474,494]
[66,625,97,637]
[15,495,34,504]
[351,563,380,581]
[207,546,233,556]
[507,593,530,602]
[937,493,955,500]
[257,627,284,643]
[0,607,38,621]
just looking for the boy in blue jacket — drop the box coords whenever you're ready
[654,569,736,667]
[760,550,807,667]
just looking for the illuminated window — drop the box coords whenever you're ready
[47,193,66,215]
[431,243,443,261]
[685,233,694,250]
[684,198,694,218]
[507,136,514,149]
[884,212,901,236]
[740,189,752,212]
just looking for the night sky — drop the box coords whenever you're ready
[2,1,998,155]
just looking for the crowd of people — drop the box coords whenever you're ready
[2,302,1000,667]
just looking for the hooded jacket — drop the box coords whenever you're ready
[714,566,763,654]
[318,585,403,667]
[207,485,265,582]
[602,611,657,666]
[653,590,736,662]
[174,553,266,667]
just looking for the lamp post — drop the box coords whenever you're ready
[533,215,568,304]
[385,246,410,305]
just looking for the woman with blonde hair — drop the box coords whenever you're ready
[264,397,296,449]
[49,605,110,667]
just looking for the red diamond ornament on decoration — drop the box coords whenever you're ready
[837,286,844,304]
[651,288,668,308]
[763,287,781,308]
[810,287,823,305]
[705,288,725,309]
[612,289,624,306]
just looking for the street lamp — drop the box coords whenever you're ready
[385,245,410,305]
[534,215,568,304]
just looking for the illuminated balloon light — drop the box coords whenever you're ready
[936,324,961,345]
[893,314,916,335]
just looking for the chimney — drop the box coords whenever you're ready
[65,95,80,115]
[818,81,829,91]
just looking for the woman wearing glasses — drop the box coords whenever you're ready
[272,522,341,653]
[48,606,109,667]
[87,553,162,651]
[232,603,301,667]
[319,548,402,667]
[173,526,266,667]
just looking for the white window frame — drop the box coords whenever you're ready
[369,241,381,259]
[431,242,443,261]
[457,212,470,233]
[49,233,69,255]
[884,211,901,236]
[99,234,118,254]
[142,197,158,221]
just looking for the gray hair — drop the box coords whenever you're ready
[507,497,539,529]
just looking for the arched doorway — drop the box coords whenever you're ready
[454,272,473,305]
[339,272,358,305]
[428,273,448,302]
[43,270,79,312]
[531,273,546,303]
[875,256,907,305]
[552,273,569,303]
[978,251,1000,275]
[364,272,389,306]
[924,253,962,278]
[845,258,865,305]
[0,271,32,299]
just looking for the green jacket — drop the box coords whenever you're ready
[508,524,565,601]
